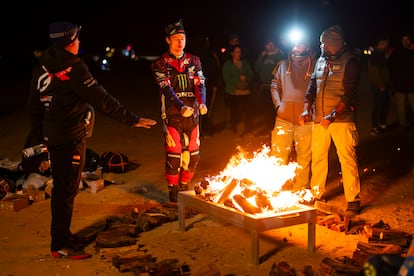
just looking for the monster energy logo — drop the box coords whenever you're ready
[177,74,188,90]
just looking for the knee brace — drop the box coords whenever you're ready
[165,152,181,184]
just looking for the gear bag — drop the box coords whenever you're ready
[101,152,129,173]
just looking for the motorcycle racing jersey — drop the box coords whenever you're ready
[152,51,206,119]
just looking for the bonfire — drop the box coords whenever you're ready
[195,145,314,216]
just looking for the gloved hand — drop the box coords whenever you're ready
[165,131,176,147]
[180,105,194,117]
[199,104,208,115]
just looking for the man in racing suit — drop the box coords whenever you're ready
[27,21,156,259]
[151,19,208,202]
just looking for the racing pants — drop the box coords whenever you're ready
[164,116,200,187]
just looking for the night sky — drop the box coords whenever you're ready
[1,0,412,72]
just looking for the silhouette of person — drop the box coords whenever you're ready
[192,34,221,137]
[388,32,414,129]
[367,35,392,135]
[254,37,286,135]
[222,45,255,137]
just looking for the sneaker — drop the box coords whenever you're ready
[51,248,91,260]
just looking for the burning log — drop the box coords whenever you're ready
[255,190,273,210]
[223,198,236,209]
[240,178,254,187]
[216,177,237,204]
[233,194,261,214]
[241,187,256,198]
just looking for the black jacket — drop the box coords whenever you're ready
[28,46,140,145]
[388,46,414,93]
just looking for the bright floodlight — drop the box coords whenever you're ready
[289,28,303,44]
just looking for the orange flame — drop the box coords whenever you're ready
[202,145,314,215]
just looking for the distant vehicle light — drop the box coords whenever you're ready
[101,58,110,71]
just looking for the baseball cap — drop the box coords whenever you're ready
[49,21,81,48]
[165,19,185,37]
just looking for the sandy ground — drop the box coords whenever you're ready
[1,60,414,276]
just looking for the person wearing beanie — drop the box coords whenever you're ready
[151,19,208,202]
[49,21,81,48]
[27,21,156,259]
[319,25,346,51]
[299,25,362,215]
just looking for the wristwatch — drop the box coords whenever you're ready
[327,110,337,122]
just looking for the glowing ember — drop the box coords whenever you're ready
[199,145,314,215]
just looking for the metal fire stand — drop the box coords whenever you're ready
[178,191,316,265]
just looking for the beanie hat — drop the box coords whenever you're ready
[165,19,185,37]
[320,25,345,48]
[49,21,81,48]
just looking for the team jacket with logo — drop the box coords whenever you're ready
[28,47,140,145]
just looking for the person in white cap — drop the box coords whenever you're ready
[299,25,362,215]
[27,21,156,259]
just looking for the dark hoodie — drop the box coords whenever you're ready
[28,46,140,145]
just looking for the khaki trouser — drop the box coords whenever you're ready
[271,117,312,191]
[311,122,360,202]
